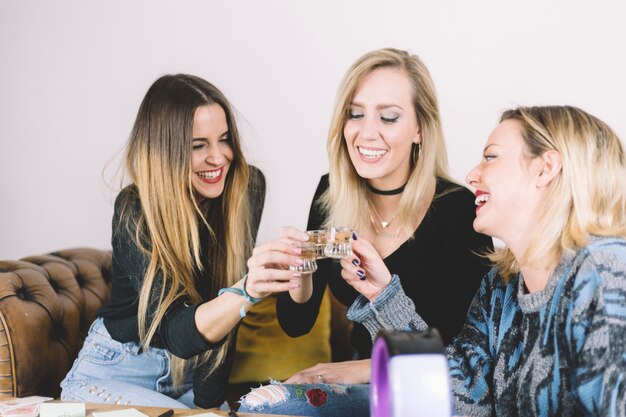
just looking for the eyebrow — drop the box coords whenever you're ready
[192,130,229,141]
[483,144,500,153]
[350,102,404,111]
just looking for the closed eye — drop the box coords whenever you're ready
[381,115,399,123]
[348,111,364,120]
[192,139,206,150]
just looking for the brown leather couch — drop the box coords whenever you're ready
[0,249,112,398]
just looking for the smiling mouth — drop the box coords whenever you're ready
[358,146,388,159]
[196,168,223,184]
[474,192,490,210]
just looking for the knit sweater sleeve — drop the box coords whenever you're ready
[350,267,509,417]
[346,274,428,339]
[347,270,497,417]
[568,242,626,416]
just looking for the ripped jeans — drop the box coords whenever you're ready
[238,381,369,416]
[60,318,195,409]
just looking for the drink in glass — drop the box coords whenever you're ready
[306,229,328,259]
[323,226,353,259]
[289,242,318,273]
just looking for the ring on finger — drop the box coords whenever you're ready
[317,374,324,383]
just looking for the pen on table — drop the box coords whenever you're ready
[157,409,174,417]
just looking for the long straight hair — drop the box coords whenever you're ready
[121,74,253,383]
[490,105,626,280]
[321,48,455,233]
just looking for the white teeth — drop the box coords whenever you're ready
[198,169,221,179]
[358,147,387,158]
[475,194,490,206]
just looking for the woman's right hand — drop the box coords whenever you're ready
[244,226,309,299]
[196,227,309,342]
[339,234,393,301]
[284,359,371,385]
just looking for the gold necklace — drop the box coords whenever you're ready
[369,214,402,238]
[369,201,398,229]
[368,202,401,238]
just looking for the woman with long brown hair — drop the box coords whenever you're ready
[61,74,301,409]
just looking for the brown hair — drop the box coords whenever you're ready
[122,74,253,382]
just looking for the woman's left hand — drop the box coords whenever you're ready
[283,359,371,385]
[339,235,392,301]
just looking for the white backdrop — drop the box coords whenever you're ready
[1,0,625,259]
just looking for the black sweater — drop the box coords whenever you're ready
[277,175,493,357]
[98,166,265,408]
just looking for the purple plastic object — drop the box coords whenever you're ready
[370,329,451,417]
[371,336,391,417]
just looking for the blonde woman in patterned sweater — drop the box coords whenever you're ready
[346,106,626,416]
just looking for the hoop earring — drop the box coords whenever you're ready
[412,142,422,166]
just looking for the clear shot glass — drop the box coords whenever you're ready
[323,226,354,259]
[289,242,318,273]
[306,229,328,259]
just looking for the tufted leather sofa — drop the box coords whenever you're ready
[0,248,112,398]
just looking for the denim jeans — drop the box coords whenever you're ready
[238,382,369,416]
[60,318,195,409]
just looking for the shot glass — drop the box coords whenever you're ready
[323,226,354,259]
[306,229,328,259]
[289,242,318,273]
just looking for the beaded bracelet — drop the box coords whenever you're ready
[217,274,263,318]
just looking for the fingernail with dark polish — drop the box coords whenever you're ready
[352,258,360,266]
[352,231,358,240]
[356,270,365,279]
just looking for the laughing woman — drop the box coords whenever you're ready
[239,48,492,415]
[346,106,626,416]
[60,74,301,409]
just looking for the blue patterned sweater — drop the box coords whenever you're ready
[347,236,626,416]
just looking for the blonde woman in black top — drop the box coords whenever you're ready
[239,49,492,415]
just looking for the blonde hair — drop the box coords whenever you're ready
[320,48,455,232]
[121,74,254,383]
[491,105,626,280]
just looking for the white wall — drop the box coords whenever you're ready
[1,0,625,259]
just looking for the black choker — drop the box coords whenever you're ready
[366,182,407,196]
